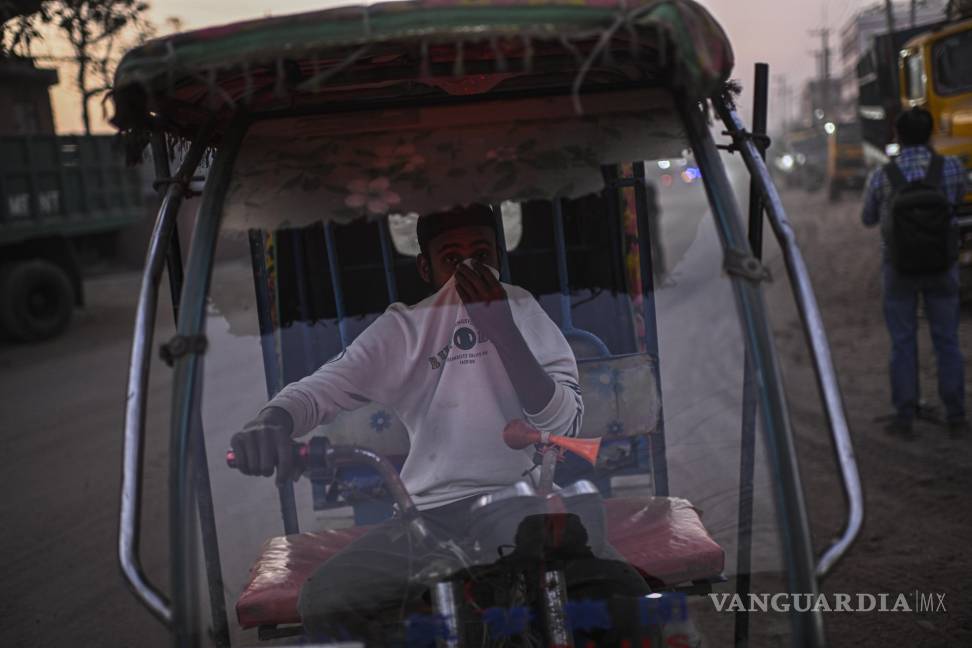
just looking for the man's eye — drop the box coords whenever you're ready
[475,251,489,261]
[444,255,461,266]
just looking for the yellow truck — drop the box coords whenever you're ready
[899,17,972,272]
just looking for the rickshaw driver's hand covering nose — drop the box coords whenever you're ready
[230,406,299,484]
[454,259,515,344]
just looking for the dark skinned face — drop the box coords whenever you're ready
[417,225,500,290]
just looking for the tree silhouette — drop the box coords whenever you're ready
[47,0,153,134]
[1,0,47,54]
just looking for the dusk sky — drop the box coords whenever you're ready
[41,0,880,134]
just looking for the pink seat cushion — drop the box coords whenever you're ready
[236,525,374,628]
[602,496,725,587]
[236,496,725,629]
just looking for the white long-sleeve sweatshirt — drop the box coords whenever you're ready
[266,272,584,509]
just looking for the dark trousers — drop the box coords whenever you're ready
[882,263,966,422]
[297,493,647,642]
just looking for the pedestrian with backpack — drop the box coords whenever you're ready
[862,107,968,439]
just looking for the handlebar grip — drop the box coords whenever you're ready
[226,444,310,470]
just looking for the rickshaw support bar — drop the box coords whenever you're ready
[119,124,213,627]
[685,97,825,648]
[713,97,864,580]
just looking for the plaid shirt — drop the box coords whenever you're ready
[862,145,967,228]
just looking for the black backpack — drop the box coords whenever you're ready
[884,154,958,274]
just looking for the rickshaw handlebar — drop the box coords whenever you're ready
[226,439,422,520]
[225,444,310,470]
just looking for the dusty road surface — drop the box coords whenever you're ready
[764,188,972,647]
[1,184,970,648]
[0,270,176,648]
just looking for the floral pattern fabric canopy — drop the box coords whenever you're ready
[223,89,685,231]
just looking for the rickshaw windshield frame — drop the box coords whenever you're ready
[159,94,826,648]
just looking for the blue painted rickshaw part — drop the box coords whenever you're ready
[563,328,611,358]
[277,234,310,536]
[551,198,611,358]
[250,230,300,535]
[324,221,350,349]
[246,230,301,535]
[248,230,284,398]
[600,165,649,356]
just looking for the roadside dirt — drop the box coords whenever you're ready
[767,187,972,647]
[0,271,175,648]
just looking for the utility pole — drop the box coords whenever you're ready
[809,27,833,119]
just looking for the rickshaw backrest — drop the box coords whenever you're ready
[314,352,660,455]
[576,353,660,439]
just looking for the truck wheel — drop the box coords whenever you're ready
[0,260,75,342]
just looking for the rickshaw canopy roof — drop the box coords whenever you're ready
[111,0,733,140]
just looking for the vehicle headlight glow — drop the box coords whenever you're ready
[780,154,795,170]
[824,122,836,135]
[657,160,671,170]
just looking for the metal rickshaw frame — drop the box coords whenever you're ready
[113,2,863,647]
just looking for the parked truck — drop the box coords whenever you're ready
[0,135,146,341]
[856,21,946,163]
[856,13,972,285]
[898,17,972,274]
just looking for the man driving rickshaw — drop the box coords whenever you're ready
[229,204,652,641]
